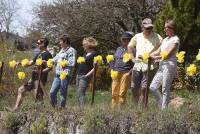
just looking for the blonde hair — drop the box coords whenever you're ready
[83,37,98,48]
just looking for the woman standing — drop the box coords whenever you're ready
[76,37,99,108]
[150,19,180,110]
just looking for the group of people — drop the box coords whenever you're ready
[9,18,180,111]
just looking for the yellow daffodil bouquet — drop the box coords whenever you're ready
[17,71,26,80]
[59,71,68,80]
[106,55,114,64]
[36,58,43,66]
[196,49,200,61]
[77,57,85,64]
[160,51,168,61]
[59,60,69,68]
[110,69,118,80]
[176,51,186,63]
[142,52,150,62]
[47,59,54,68]
[186,64,197,76]
[9,60,17,69]
[123,53,131,63]
[21,59,29,67]
[94,55,103,65]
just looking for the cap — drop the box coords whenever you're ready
[142,18,153,28]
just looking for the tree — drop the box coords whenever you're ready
[28,0,166,54]
[154,0,200,58]
[0,0,19,39]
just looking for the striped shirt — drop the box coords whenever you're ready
[53,46,77,75]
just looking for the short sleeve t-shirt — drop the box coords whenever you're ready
[128,32,163,72]
[32,51,52,83]
[77,51,99,75]
[160,35,180,62]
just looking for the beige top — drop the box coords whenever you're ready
[128,32,163,72]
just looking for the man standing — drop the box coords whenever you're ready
[128,18,163,104]
[10,37,52,111]
[50,35,76,109]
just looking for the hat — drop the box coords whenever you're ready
[142,18,153,28]
[121,32,133,39]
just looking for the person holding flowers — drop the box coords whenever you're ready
[76,37,99,108]
[110,31,135,108]
[10,37,52,111]
[49,35,76,109]
[128,18,162,104]
[149,19,180,110]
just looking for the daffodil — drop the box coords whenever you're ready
[59,71,68,80]
[21,59,29,67]
[106,55,114,63]
[36,58,43,66]
[160,51,168,61]
[94,55,103,65]
[143,52,150,62]
[0,61,2,68]
[77,57,85,64]
[110,69,118,80]
[196,49,200,61]
[123,53,131,63]
[176,51,186,63]
[47,59,53,68]
[59,60,69,68]
[9,60,17,68]
[186,64,197,76]
[18,72,26,80]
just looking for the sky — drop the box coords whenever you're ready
[12,0,51,36]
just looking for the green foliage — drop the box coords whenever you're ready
[3,113,23,131]
[31,114,48,134]
[154,0,200,54]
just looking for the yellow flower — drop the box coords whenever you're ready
[176,51,186,63]
[77,57,85,64]
[186,64,197,76]
[123,53,131,63]
[0,61,2,68]
[94,55,103,65]
[9,60,17,68]
[110,69,118,80]
[59,60,69,68]
[21,59,29,67]
[106,55,114,63]
[143,52,149,62]
[160,51,168,61]
[196,49,200,61]
[18,72,26,80]
[47,59,53,68]
[36,58,43,66]
[59,71,68,80]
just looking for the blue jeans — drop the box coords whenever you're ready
[50,76,70,107]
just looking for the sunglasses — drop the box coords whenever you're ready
[164,26,173,29]
[144,27,153,30]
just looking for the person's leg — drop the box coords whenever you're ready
[60,76,70,108]
[149,67,163,108]
[111,73,121,109]
[50,77,60,107]
[119,72,131,106]
[161,63,176,110]
[77,75,90,108]
[12,85,27,110]
[131,70,142,104]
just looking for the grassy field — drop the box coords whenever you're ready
[1,43,200,133]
